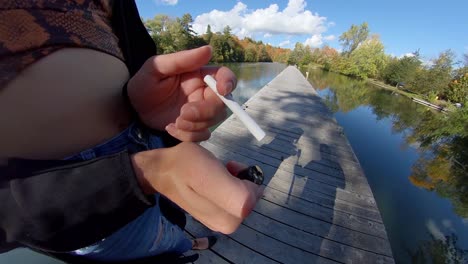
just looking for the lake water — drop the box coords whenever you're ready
[220,63,467,263]
[305,68,468,263]
[2,63,466,263]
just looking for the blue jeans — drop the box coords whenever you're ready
[65,123,192,262]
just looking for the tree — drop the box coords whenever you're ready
[383,51,422,86]
[288,42,306,65]
[244,44,258,62]
[445,67,468,103]
[144,15,174,54]
[409,50,455,99]
[348,35,386,79]
[204,24,213,43]
[257,46,271,62]
[339,22,369,55]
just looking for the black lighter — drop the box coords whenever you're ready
[237,165,264,185]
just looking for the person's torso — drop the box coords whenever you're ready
[0,0,132,161]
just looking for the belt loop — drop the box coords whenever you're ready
[80,149,96,160]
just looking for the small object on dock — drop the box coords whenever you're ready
[237,165,264,185]
[204,75,266,141]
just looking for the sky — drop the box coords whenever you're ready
[135,0,468,62]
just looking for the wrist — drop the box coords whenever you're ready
[130,148,172,195]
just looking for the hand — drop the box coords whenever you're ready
[131,142,264,234]
[127,46,236,142]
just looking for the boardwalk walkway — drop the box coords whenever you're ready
[184,66,394,264]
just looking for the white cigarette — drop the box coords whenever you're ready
[204,75,266,141]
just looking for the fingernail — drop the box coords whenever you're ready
[176,119,193,130]
[224,82,233,95]
[181,106,199,120]
[165,123,176,133]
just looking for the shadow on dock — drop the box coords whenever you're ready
[188,66,394,263]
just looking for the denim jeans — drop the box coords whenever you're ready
[65,123,192,262]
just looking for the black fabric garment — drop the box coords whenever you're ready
[0,151,155,253]
[0,0,181,257]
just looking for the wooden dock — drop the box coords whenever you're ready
[184,66,394,264]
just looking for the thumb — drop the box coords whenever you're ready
[147,45,212,77]
[226,161,249,177]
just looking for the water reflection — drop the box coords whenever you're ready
[307,69,468,219]
[220,62,287,105]
[410,232,468,263]
[305,68,468,263]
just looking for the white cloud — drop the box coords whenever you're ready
[279,40,291,47]
[324,35,336,41]
[426,220,446,241]
[264,33,272,38]
[155,0,178,5]
[192,0,329,40]
[303,34,335,47]
[398,53,416,58]
[304,34,323,48]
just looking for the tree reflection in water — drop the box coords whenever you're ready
[306,68,468,219]
[410,233,468,264]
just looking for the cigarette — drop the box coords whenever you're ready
[204,75,266,141]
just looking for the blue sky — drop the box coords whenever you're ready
[136,0,467,62]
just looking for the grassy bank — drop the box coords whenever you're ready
[366,78,455,111]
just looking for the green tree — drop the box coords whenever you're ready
[409,50,455,99]
[244,44,258,62]
[348,35,386,79]
[410,234,468,264]
[445,67,468,103]
[383,51,422,86]
[299,45,313,65]
[209,33,225,62]
[203,24,213,43]
[257,46,272,62]
[288,42,306,65]
[339,22,369,55]
[145,15,175,54]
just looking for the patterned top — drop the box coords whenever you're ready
[0,0,124,88]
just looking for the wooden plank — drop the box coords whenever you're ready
[207,132,368,189]
[254,200,393,257]
[187,218,339,264]
[219,120,361,166]
[184,232,231,264]
[215,124,359,169]
[261,186,387,238]
[207,137,377,210]
[202,141,376,205]
[244,211,394,264]
[186,217,282,264]
[190,66,394,263]
[201,141,382,222]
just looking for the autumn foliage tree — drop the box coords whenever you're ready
[144,14,287,64]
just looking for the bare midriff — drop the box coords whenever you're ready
[0,48,132,162]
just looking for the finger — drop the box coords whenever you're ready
[148,46,212,77]
[201,66,237,96]
[226,161,249,177]
[227,162,265,199]
[188,156,261,219]
[179,100,226,122]
[175,112,226,131]
[165,123,211,142]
